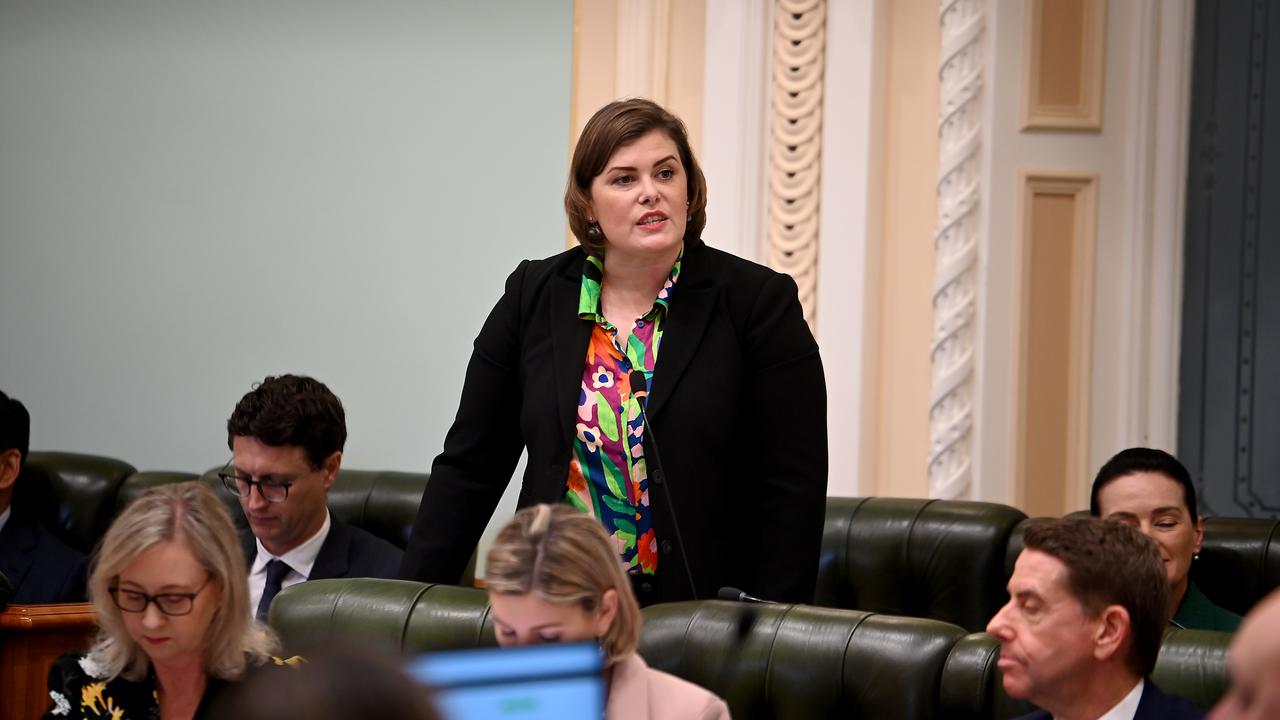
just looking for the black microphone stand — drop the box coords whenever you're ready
[630,370,699,601]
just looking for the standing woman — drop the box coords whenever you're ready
[401,98,827,604]
[45,483,280,719]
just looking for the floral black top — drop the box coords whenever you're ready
[44,652,299,720]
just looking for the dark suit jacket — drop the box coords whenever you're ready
[240,515,402,581]
[400,238,828,603]
[1014,679,1206,720]
[0,511,88,604]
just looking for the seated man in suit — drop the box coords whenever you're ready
[222,375,401,621]
[988,517,1204,720]
[0,390,87,604]
[1211,587,1280,719]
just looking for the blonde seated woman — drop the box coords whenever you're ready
[485,504,731,720]
[44,482,284,720]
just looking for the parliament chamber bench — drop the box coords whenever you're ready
[268,578,1231,720]
[13,450,474,583]
[14,451,1279,628]
[818,496,1280,631]
[4,452,1263,719]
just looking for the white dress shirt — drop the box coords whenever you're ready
[1090,678,1145,720]
[247,511,331,616]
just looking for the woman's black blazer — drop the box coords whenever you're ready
[400,237,828,603]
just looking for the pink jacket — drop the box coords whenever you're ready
[606,653,731,720]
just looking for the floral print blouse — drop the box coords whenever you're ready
[44,651,298,720]
[563,251,680,576]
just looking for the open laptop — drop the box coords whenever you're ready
[406,642,605,719]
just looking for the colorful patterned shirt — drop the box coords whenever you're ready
[563,251,681,575]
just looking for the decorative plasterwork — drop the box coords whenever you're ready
[767,0,826,330]
[929,0,984,500]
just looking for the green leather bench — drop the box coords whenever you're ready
[268,579,1230,720]
[817,497,1028,632]
[640,600,968,719]
[20,452,475,585]
[16,451,138,553]
[1191,517,1280,616]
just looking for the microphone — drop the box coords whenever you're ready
[715,588,764,706]
[717,586,776,605]
[630,369,699,600]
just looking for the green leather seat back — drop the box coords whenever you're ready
[1153,627,1230,710]
[640,600,967,719]
[115,471,202,513]
[1192,517,1280,616]
[818,497,1028,632]
[326,469,429,550]
[269,578,494,656]
[16,451,137,553]
[938,633,1037,719]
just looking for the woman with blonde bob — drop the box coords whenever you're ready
[485,503,730,719]
[45,482,280,720]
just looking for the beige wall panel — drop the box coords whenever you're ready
[666,0,705,151]
[572,0,619,143]
[871,0,939,499]
[572,0,704,150]
[1015,173,1097,517]
[1022,0,1106,131]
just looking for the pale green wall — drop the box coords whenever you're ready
[0,0,573,569]
[0,0,571,469]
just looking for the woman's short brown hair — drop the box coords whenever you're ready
[565,98,708,253]
[484,504,643,665]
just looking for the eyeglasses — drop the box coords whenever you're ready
[109,576,213,616]
[217,461,297,503]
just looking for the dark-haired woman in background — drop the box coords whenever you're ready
[1091,447,1242,631]
[401,98,827,605]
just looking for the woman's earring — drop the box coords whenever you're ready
[586,221,602,240]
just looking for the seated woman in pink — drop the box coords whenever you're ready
[485,504,730,720]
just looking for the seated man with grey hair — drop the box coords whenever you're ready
[988,517,1205,720]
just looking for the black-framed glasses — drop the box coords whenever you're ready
[109,576,213,616]
[217,461,295,503]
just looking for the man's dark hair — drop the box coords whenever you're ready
[0,390,31,468]
[1090,447,1198,522]
[226,375,346,469]
[1022,517,1169,678]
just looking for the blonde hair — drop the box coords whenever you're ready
[485,504,642,665]
[87,481,278,681]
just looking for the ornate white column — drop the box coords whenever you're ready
[929,0,984,500]
[767,0,826,330]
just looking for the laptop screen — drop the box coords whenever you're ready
[405,642,605,720]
